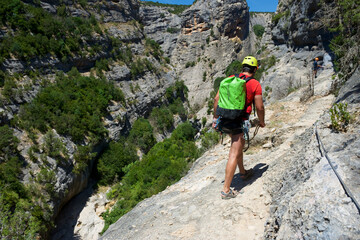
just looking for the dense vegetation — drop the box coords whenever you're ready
[18,68,125,144]
[0,0,102,63]
[101,122,199,233]
[140,1,191,15]
[97,138,139,186]
[97,80,189,184]
[325,0,359,78]
[0,125,52,239]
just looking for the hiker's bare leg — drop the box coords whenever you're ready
[236,135,246,175]
[223,133,245,193]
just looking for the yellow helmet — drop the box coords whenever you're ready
[242,56,258,69]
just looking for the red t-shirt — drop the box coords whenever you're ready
[229,73,262,115]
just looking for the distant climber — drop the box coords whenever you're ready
[212,56,266,199]
[313,57,323,78]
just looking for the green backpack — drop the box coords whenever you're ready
[216,74,253,120]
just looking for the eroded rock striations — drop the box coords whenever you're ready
[271,0,335,49]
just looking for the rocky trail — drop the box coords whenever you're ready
[51,57,360,239]
[100,71,360,239]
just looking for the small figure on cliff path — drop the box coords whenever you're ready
[313,57,323,78]
[212,56,266,199]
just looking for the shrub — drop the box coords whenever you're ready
[130,58,155,78]
[329,102,353,132]
[253,24,265,38]
[272,10,290,25]
[185,61,196,68]
[326,0,360,78]
[150,106,174,132]
[0,70,5,87]
[225,61,242,76]
[171,122,196,141]
[0,125,50,239]
[145,38,162,60]
[169,98,186,118]
[2,78,17,99]
[141,1,191,15]
[97,139,138,185]
[166,28,180,34]
[207,90,217,115]
[43,130,67,161]
[74,145,95,174]
[0,125,19,160]
[201,117,207,127]
[165,80,188,103]
[213,77,224,93]
[200,129,220,151]
[128,118,156,153]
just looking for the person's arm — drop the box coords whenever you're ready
[254,95,265,127]
[212,91,220,128]
[213,90,220,118]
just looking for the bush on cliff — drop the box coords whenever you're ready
[325,0,360,78]
[97,139,139,185]
[0,0,101,62]
[128,118,156,153]
[101,122,199,233]
[19,68,125,143]
[0,125,51,239]
[253,24,265,38]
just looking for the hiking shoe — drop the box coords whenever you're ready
[221,189,237,199]
[240,168,254,181]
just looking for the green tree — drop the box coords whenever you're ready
[171,121,196,141]
[150,107,174,132]
[225,61,242,76]
[253,24,265,38]
[97,139,138,185]
[0,125,19,160]
[128,118,156,153]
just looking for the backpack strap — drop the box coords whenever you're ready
[239,74,254,83]
[239,74,256,117]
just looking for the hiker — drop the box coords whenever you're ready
[313,57,323,78]
[212,56,265,199]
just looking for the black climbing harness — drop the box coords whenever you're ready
[216,118,260,152]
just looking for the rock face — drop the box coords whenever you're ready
[168,0,251,108]
[271,0,335,49]
[263,75,360,239]
[100,61,360,239]
[140,5,182,56]
[249,13,272,56]
[336,67,360,104]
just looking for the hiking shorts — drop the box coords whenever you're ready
[219,118,244,135]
